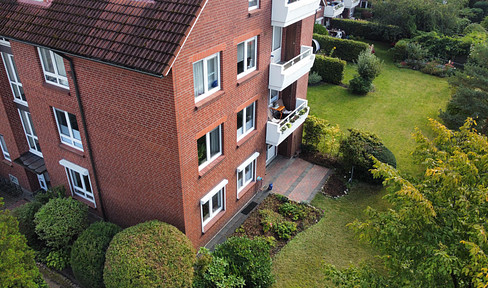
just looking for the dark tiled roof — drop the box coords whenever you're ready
[14,152,47,174]
[0,0,205,76]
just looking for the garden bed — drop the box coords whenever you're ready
[232,194,323,256]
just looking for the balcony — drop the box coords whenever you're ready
[324,1,344,18]
[269,46,315,91]
[271,0,321,27]
[344,0,359,8]
[266,98,309,146]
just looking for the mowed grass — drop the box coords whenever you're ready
[272,42,451,287]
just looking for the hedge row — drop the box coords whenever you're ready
[329,18,404,42]
[313,33,369,62]
[311,54,346,84]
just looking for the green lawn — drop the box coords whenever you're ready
[272,42,451,287]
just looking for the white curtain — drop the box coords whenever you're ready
[193,61,204,96]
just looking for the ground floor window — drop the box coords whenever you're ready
[237,152,260,198]
[59,159,95,204]
[200,179,227,232]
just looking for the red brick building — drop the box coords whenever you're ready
[0,0,318,247]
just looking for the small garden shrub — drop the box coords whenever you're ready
[34,197,89,250]
[339,129,397,183]
[260,209,297,240]
[329,18,404,42]
[303,115,342,155]
[348,76,372,95]
[274,194,289,203]
[311,54,346,84]
[45,249,70,271]
[421,60,456,77]
[463,23,488,35]
[474,1,488,16]
[213,237,274,288]
[71,221,122,288]
[308,71,322,85]
[278,202,305,221]
[482,16,488,30]
[274,221,297,240]
[193,248,245,288]
[313,23,328,35]
[103,220,195,288]
[34,186,65,205]
[356,50,382,81]
[12,201,43,249]
[313,34,369,62]
[460,7,485,23]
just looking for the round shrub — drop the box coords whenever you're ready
[463,23,487,35]
[357,50,382,81]
[12,201,43,249]
[213,236,274,288]
[34,197,89,250]
[308,71,322,85]
[71,221,122,288]
[103,220,195,288]
[348,76,372,95]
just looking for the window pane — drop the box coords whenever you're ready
[40,48,55,73]
[3,56,15,80]
[209,126,221,157]
[245,163,253,181]
[54,53,67,77]
[247,39,256,69]
[70,170,82,189]
[237,110,243,137]
[238,171,243,189]
[18,86,26,102]
[249,0,258,7]
[245,104,254,130]
[197,135,207,165]
[83,175,91,192]
[202,201,210,222]
[273,26,282,51]
[193,61,204,97]
[9,56,20,82]
[212,190,222,213]
[20,111,32,135]
[68,113,81,140]
[237,43,244,74]
[56,110,70,136]
[207,56,218,91]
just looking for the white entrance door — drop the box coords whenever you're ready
[266,144,277,165]
[37,174,47,191]
[271,26,282,63]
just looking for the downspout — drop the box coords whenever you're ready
[58,53,107,221]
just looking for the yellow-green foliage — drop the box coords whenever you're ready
[304,115,342,155]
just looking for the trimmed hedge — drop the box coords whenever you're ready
[313,23,328,35]
[103,220,195,288]
[71,222,122,288]
[329,18,404,42]
[311,54,346,84]
[313,33,369,62]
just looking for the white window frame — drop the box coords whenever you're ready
[37,174,48,191]
[269,90,279,107]
[237,102,256,140]
[59,159,95,205]
[18,109,42,157]
[0,37,10,47]
[249,0,259,10]
[1,52,27,106]
[0,135,11,161]
[237,36,258,79]
[197,125,222,171]
[37,47,69,89]
[237,152,259,198]
[272,26,282,52]
[53,108,83,151]
[193,52,221,102]
[200,179,227,232]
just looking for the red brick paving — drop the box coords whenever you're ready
[272,159,310,195]
[288,164,329,202]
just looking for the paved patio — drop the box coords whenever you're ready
[205,155,331,250]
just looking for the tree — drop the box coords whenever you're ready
[346,119,488,287]
[440,43,488,134]
[0,199,47,288]
[349,50,382,95]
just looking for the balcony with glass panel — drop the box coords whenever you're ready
[344,0,359,9]
[266,98,309,146]
[271,0,321,27]
[324,1,345,18]
[269,46,315,91]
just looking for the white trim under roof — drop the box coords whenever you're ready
[59,159,89,176]
[200,179,228,205]
[237,152,260,172]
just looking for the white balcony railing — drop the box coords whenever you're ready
[324,1,344,18]
[344,0,359,8]
[266,98,309,146]
[271,0,321,27]
[269,45,315,91]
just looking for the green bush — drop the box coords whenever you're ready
[391,39,408,62]
[34,197,89,250]
[278,202,305,221]
[348,76,372,95]
[313,34,369,62]
[474,1,488,15]
[311,54,346,84]
[356,50,383,81]
[46,249,70,271]
[482,16,488,29]
[353,8,373,20]
[313,23,328,35]
[34,186,65,205]
[12,201,43,249]
[410,31,471,60]
[260,209,297,240]
[308,71,322,85]
[193,248,245,288]
[213,237,274,288]
[339,129,397,183]
[71,221,122,288]
[329,18,404,42]
[103,220,195,288]
[464,23,488,34]
[460,7,485,23]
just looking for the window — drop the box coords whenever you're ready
[200,179,227,231]
[237,152,259,196]
[197,125,222,170]
[0,135,11,161]
[249,0,258,10]
[269,90,279,106]
[1,53,27,105]
[237,37,257,78]
[193,53,220,101]
[0,37,10,47]
[237,102,255,139]
[38,47,69,88]
[272,26,282,52]
[53,108,83,150]
[9,174,19,186]
[60,159,95,203]
[18,109,42,157]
